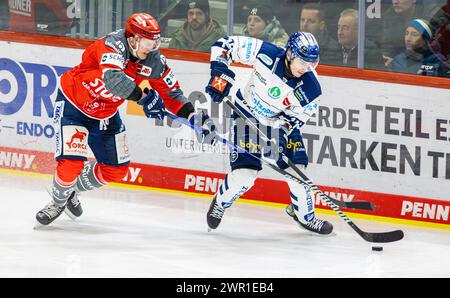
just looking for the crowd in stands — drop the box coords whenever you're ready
[167,0,449,78]
[1,0,449,78]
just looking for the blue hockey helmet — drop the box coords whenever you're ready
[286,32,320,63]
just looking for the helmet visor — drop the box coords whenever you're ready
[138,36,161,52]
[291,56,319,73]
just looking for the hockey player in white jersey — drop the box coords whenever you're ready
[204,32,333,235]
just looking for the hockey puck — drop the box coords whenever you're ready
[372,246,383,251]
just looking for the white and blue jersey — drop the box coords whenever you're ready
[210,36,322,128]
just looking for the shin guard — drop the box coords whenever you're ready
[286,169,315,224]
[215,168,258,208]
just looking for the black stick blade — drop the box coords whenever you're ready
[332,199,375,211]
[362,229,404,243]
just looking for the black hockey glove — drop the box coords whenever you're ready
[205,62,235,104]
[263,125,308,170]
[189,110,217,145]
[273,126,308,169]
[138,89,166,120]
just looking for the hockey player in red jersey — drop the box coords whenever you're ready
[35,13,216,226]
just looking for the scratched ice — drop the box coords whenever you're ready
[0,174,449,277]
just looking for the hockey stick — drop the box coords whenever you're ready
[223,98,404,243]
[221,98,374,210]
[165,112,371,211]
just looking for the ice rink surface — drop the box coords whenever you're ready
[0,173,449,278]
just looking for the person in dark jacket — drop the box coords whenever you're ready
[336,9,384,69]
[299,3,340,65]
[169,0,226,52]
[390,18,448,76]
[381,0,432,67]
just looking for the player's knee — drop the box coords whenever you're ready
[56,159,84,184]
[229,168,258,188]
[97,163,129,183]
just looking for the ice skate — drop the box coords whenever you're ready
[64,191,83,220]
[207,196,225,231]
[35,201,66,226]
[286,204,333,235]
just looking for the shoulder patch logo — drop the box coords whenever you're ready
[138,65,152,77]
[100,53,125,69]
[268,86,281,99]
[257,53,273,66]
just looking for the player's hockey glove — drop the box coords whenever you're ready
[189,111,217,145]
[138,88,166,120]
[205,62,235,103]
[264,126,308,170]
[276,126,308,169]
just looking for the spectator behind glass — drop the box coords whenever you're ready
[299,3,340,65]
[337,8,384,69]
[429,0,450,76]
[390,19,448,76]
[0,0,8,30]
[381,0,432,67]
[8,0,75,35]
[169,0,226,52]
[241,3,289,47]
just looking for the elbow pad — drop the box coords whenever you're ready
[103,69,136,99]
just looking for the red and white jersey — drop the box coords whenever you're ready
[60,29,188,120]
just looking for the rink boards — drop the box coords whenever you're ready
[0,38,449,228]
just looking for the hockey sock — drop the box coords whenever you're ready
[75,161,106,192]
[51,176,77,207]
[286,172,316,224]
[215,168,258,208]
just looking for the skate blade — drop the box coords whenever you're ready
[295,223,335,237]
[64,208,78,220]
[33,220,45,230]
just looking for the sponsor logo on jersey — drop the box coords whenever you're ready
[217,50,229,64]
[53,101,64,124]
[160,54,167,66]
[239,139,261,153]
[115,131,131,164]
[104,39,123,53]
[82,78,122,102]
[257,54,273,66]
[100,53,125,68]
[66,128,87,149]
[254,71,267,85]
[286,139,303,152]
[212,77,227,92]
[137,65,152,77]
[252,97,277,117]
[282,97,291,106]
[304,212,315,223]
[268,86,281,99]
[62,126,89,157]
[294,87,309,106]
[82,100,102,114]
[230,150,239,162]
[163,69,177,88]
[245,38,253,60]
